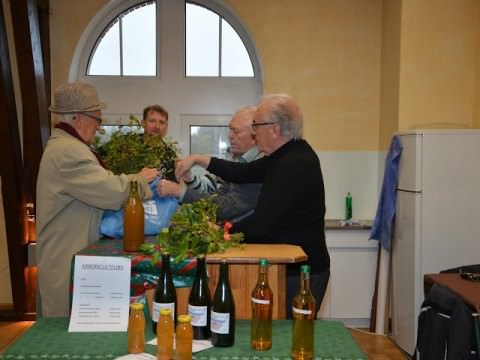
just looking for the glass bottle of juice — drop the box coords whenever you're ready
[127,303,145,354]
[175,314,193,360]
[291,265,316,360]
[157,308,174,360]
[250,258,273,350]
[123,180,144,252]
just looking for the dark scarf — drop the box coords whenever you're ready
[55,122,108,169]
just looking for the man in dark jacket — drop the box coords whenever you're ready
[175,94,330,317]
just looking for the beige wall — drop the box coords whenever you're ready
[50,0,383,151]
[50,0,480,151]
[379,0,402,150]
[398,0,480,131]
[228,0,382,151]
[49,0,108,101]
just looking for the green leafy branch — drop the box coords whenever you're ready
[141,197,244,263]
[96,115,180,176]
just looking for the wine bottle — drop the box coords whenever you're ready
[188,255,211,339]
[250,258,273,350]
[123,180,144,252]
[210,259,235,347]
[152,252,177,334]
[291,265,316,360]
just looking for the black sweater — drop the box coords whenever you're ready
[208,139,330,276]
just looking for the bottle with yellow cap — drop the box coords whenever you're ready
[176,314,193,360]
[127,303,145,354]
[157,308,174,360]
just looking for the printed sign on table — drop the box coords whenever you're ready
[69,255,131,332]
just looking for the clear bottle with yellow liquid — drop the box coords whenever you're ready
[291,265,316,360]
[250,258,273,350]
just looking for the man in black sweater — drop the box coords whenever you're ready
[175,94,330,317]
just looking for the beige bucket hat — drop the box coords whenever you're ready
[48,82,107,113]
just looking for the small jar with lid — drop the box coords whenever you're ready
[128,303,145,354]
[176,314,193,360]
[157,308,174,360]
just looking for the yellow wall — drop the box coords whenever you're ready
[379,0,402,150]
[50,0,108,100]
[50,0,383,151]
[49,0,480,151]
[227,0,382,151]
[398,0,480,131]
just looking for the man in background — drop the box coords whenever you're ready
[157,106,262,222]
[142,104,169,137]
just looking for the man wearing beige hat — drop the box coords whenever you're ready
[36,82,160,317]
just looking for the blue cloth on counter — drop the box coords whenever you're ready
[370,135,403,251]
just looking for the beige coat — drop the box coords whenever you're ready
[36,128,152,317]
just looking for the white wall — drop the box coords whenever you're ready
[319,151,382,220]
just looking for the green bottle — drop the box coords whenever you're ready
[211,259,235,347]
[345,192,353,220]
[188,255,211,340]
[152,252,177,334]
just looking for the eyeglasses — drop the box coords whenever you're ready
[81,112,103,126]
[251,121,275,129]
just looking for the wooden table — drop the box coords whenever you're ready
[148,244,307,320]
[424,273,480,312]
[78,239,307,320]
[206,244,307,320]
[0,317,367,360]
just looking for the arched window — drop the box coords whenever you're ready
[86,0,255,78]
[72,0,262,155]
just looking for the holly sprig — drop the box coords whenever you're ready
[141,197,244,263]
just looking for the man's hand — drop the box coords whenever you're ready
[138,167,160,182]
[175,155,211,181]
[157,179,182,198]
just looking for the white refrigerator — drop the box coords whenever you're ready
[391,129,480,355]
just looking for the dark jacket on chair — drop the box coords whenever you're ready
[415,283,477,360]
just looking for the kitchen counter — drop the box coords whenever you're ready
[325,219,373,230]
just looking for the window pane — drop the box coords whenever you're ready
[190,125,229,156]
[221,20,254,77]
[186,4,219,76]
[88,22,120,75]
[122,3,156,76]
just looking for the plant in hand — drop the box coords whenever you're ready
[141,197,244,263]
[96,115,180,176]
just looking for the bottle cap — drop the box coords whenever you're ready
[160,308,173,316]
[300,264,310,273]
[130,303,144,310]
[259,258,268,266]
[178,314,192,323]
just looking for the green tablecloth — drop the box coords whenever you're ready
[1,318,367,360]
[73,237,197,297]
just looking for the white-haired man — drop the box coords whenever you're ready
[157,106,262,222]
[175,94,330,317]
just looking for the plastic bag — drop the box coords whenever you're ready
[99,178,179,238]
